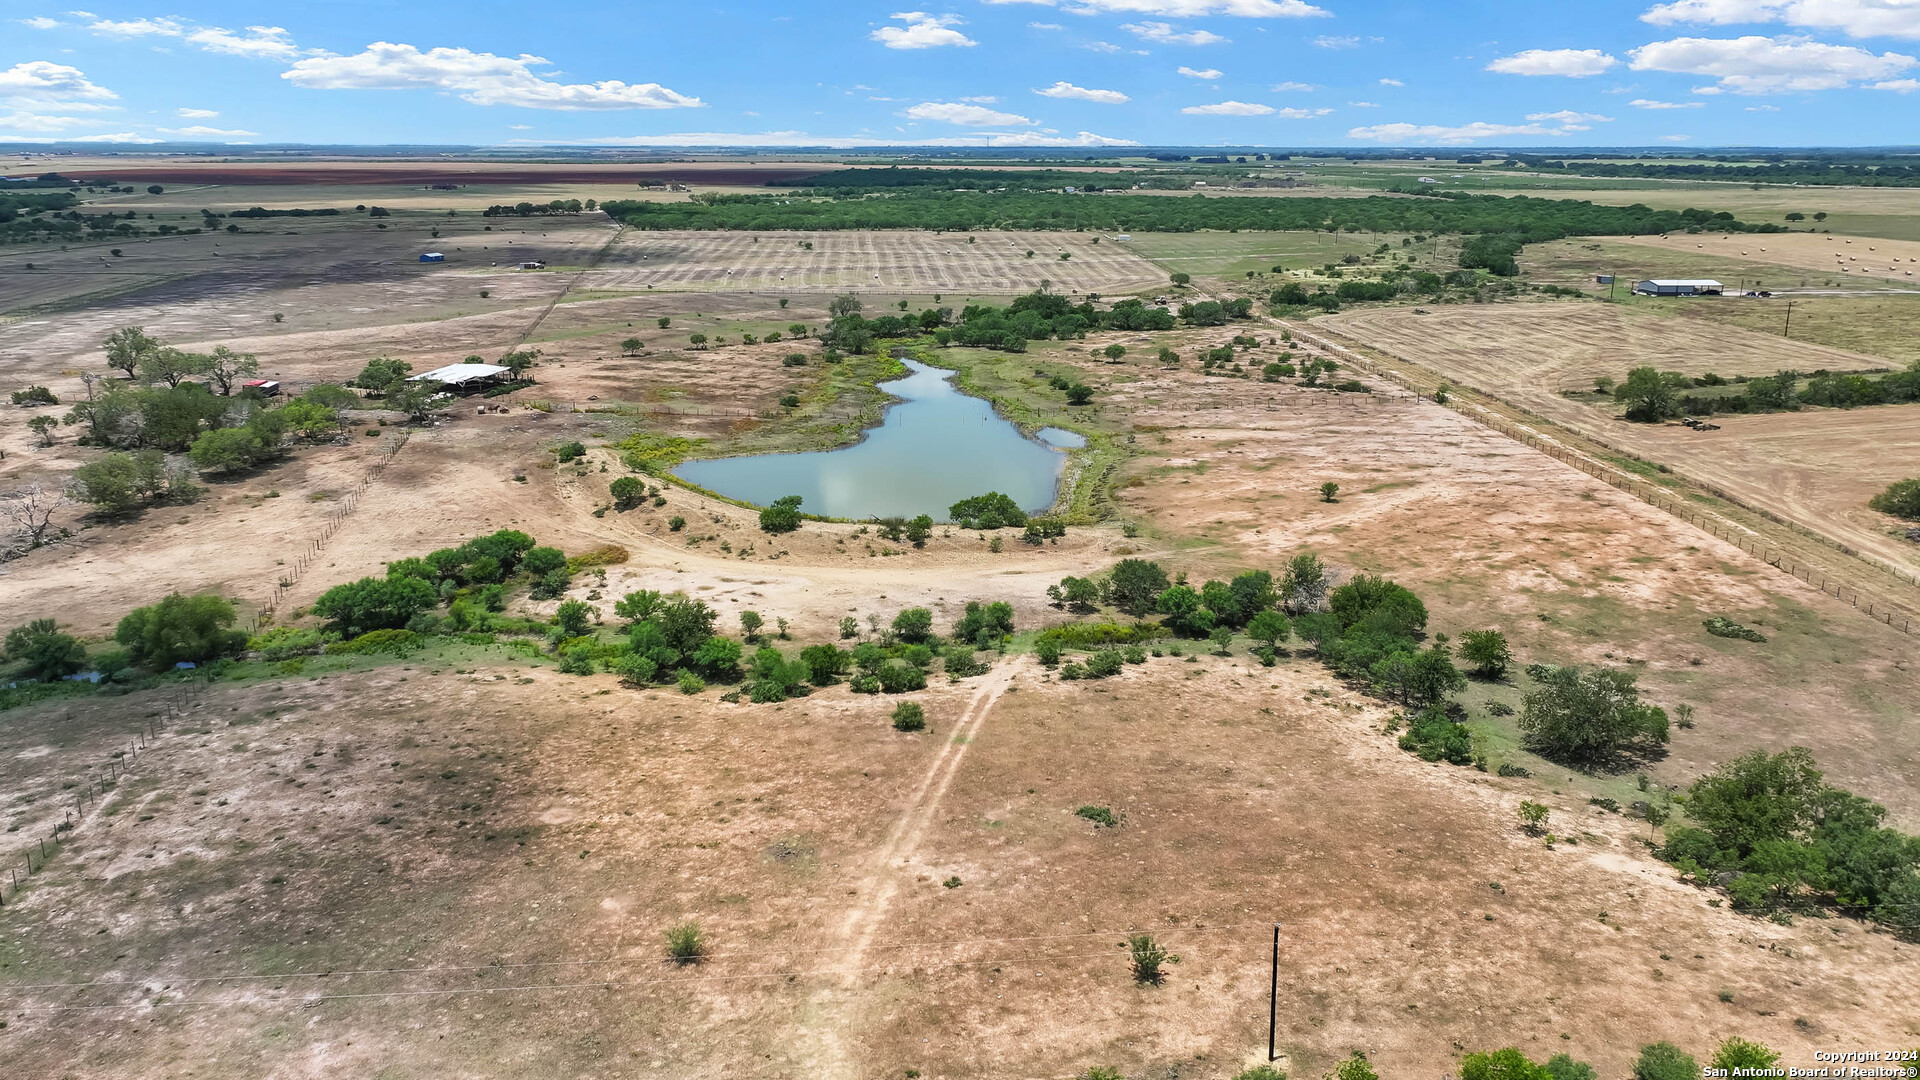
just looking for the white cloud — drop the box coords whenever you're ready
[158,124,258,137]
[1178,65,1224,78]
[1182,99,1274,114]
[960,95,1001,102]
[984,0,1326,16]
[1640,0,1920,40]
[1874,76,1920,88]
[1275,106,1335,117]
[1347,99,1378,106]
[1527,109,1614,123]
[1745,102,1783,108]
[86,16,184,36]
[1628,34,1915,92]
[186,25,298,59]
[1630,97,1706,106]
[540,129,1137,148]
[67,131,161,142]
[176,106,218,118]
[1034,80,1130,102]
[1485,48,1620,76]
[1271,80,1317,90]
[1344,119,1582,143]
[284,43,703,109]
[19,16,61,29]
[1660,133,1693,140]
[0,60,117,102]
[905,101,1036,125]
[1314,34,1380,48]
[1031,21,1064,29]
[1124,21,1228,44]
[1378,77,1404,85]
[871,12,977,49]
[1081,39,1125,52]
[0,110,94,132]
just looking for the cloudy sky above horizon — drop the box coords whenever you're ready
[3,1,1917,148]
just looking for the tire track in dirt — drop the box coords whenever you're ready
[803,659,1023,1078]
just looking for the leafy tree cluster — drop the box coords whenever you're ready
[67,449,201,513]
[601,189,1776,239]
[1661,747,1920,934]
[1869,478,1920,521]
[314,529,543,636]
[482,199,593,217]
[227,206,342,218]
[764,167,1184,194]
[1648,361,1920,419]
[1513,154,1920,188]
[949,491,1027,529]
[114,593,247,670]
[2,619,88,681]
[1518,665,1670,765]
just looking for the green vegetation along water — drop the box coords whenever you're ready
[672,359,1070,520]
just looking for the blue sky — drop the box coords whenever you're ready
[3,1,1917,148]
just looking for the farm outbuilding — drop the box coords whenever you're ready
[409,362,511,390]
[418,252,445,263]
[1633,278,1723,296]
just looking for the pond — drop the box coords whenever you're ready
[673,359,1075,521]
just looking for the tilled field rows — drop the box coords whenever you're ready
[585,230,1168,295]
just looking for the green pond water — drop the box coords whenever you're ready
[673,360,1078,521]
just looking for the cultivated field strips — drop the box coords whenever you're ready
[586,230,1168,295]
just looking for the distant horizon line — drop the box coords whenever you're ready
[4,142,1919,156]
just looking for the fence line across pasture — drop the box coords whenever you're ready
[0,674,208,910]
[247,430,409,634]
[1285,323,1916,637]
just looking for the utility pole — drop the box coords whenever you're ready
[1784,300,1796,339]
[1268,923,1281,1061]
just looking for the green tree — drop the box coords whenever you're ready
[554,599,596,637]
[759,494,804,533]
[1460,629,1512,678]
[1618,365,1680,423]
[1319,481,1339,502]
[1247,609,1291,647]
[1065,383,1095,405]
[948,492,1026,530]
[1519,801,1550,834]
[1869,478,1920,520]
[1632,1043,1698,1080]
[609,476,643,509]
[1103,343,1126,360]
[1170,271,1191,286]
[892,607,934,643]
[1108,558,1170,617]
[500,349,540,379]
[69,452,160,513]
[1128,933,1170,983]
[690,635,743,679]
[1329,1054,1379,1080]
[621,336,643,354]
[27,415,58,446]
[615,588,664,623]
[1156,585,1215,637]
[1281,552,1329,614]
[892,701,926,731]
[138,347,211,389]
[800,643,849,685]
[102,326,160,380]
[739,610,764,640]
[203,345,260,395]
[905,514,933,547]
[350,356,412,394]
[385,379,443,422]
[114,593,245,668]
[312,576,438,636]
[1519,665,1670,765]
[3,619,88,680]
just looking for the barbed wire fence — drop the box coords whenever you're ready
[1286,323,1916,636]
[0,673,207,910]
[247,429,409,635]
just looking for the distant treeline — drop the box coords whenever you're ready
[767,167,1189,193]
[483,199,596,217]
[1510,155,1920,188]
[226,206,342,218]
[602,188,1779,237]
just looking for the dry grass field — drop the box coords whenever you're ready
[1316,302,1920,578]
[5,175,1920,1077]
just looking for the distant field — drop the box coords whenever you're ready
[1520,237,1913,295]
[1125,230,1460,278]
[586,229,1168,296]
[1318,301,1920,577]
[1507,185,1920,242]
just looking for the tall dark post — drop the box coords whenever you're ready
[1784,300,1795,339]
[1268,923,1280,1061]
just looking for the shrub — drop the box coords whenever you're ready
[247,627,322,661]
[1035,637,1062,667]
[1233,1067,1289,1080]
[554,599,596,637]
[1330,1054,1379,1080]
[555,441,587,463]
[114,593,245,669]
[613,653,658,686]
[1123,644,1147,664]
[668,515,686,531]
[948,491,1027,530]
[665,922,707,964]
[676,670,706,695]
[849,673,881,694]
[759,494,804,534]
[556,643,597,675]
[1704,616,1766,642]
[529,567,572,600]
[1076,805,1118,828]
[1868,477,1920,520]
[1518,801,1550,834]
[1397,705,1473,764]
[892,701,926,731]
[892,607,934,643]
[1710,1039,1779,1075]
[1253,644,1277,666]
[1208,626,1234,655]
[1632,1043,1698,1080]
[313,575,437,635]
[610,476,643,508]
[10,386,58,406]
[1084,649,1124,678]
[1128,933,1169,984]
[2,619,87,680]
[522,546,567,576]
[1459,1048,1552,1080]
[876,663,927,693]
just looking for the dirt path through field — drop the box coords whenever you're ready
[799,659,1022,1077]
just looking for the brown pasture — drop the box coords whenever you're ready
[1316,302,1920,578]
